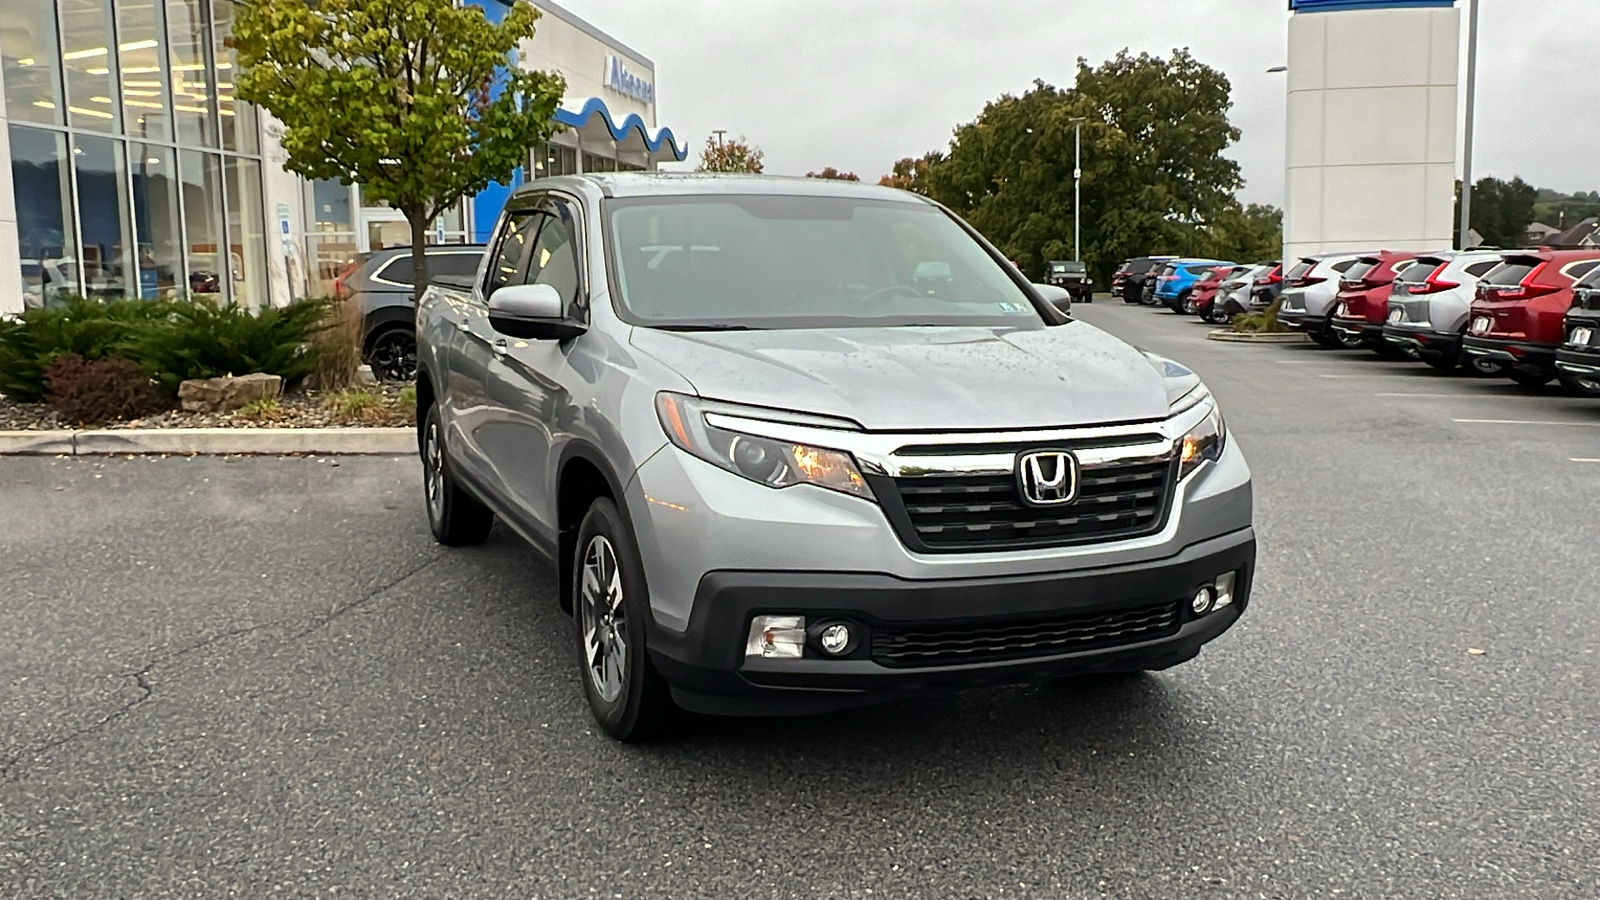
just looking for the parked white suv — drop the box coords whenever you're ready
[1277,253,1368,347]
[1381,250,1505,371]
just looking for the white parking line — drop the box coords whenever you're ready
[1453,418,1600,428]
[1573,458,1600,463]
[1375,392,1467,398]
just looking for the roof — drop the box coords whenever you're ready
[529,0,653,67]
[527,172,935,203]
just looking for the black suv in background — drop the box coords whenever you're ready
[1114,256,1175,304]
[333,244,487,380]
[1555,266,1600,397]
[1046,260,1093,303]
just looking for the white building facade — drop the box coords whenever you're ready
[0,0,686,314]
[1283,0,1461,260]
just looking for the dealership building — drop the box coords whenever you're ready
[0,0,687,314]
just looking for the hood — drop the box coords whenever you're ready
[628,322,1174,431]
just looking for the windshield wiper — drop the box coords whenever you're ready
[651,323,763,332]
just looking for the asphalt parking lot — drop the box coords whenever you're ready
[3,302,1598,899]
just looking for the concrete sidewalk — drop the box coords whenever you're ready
[0,427,415,456]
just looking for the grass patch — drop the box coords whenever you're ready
[1230,298,1290,334]
[323,387,417,427]
[236,396,288,423]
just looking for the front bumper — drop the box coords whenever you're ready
[648,528,1256,715]
[1555,344,1600,379]
[1383,325,1460,355]
[1462,336,1558,373]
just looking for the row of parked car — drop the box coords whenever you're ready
[1113,249,1600,396]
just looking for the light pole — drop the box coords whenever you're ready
[1070,117,1086,261]
[1457,0,1480,248]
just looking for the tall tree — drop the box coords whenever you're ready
[697,136,765,173]
[1456,176,1539,248]
[233,0,565,301]
[921,49,1243,284]
[878,154,942,196]
[806,167,860,181]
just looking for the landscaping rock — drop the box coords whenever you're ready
[178,373,283,413]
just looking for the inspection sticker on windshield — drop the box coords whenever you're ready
[997,302,1029,313]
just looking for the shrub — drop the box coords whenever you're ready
[1230,298,1290,334]
[127,297,332,396]
[308,296,363,391]
[42,354,166,424]
[0,296,176,401]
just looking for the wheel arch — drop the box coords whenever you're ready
[555,442,633,616]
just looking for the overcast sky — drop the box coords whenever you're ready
[555,0,1599,206]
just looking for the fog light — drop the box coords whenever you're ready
[818,623,852,656]
[746,616,806,659]
[1213,571,1237,610]
[1191,586,1215,615]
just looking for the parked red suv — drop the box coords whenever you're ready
[1462,250,1600,388]
[1329,250,1417,353]
[1186,264,1235,321]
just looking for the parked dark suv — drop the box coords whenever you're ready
[1555,265,1600,396]
[335,244,487,381]
[1046,260,1093,303]
[1115,256,1175,304]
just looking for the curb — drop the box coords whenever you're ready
[0,427,415,457]
[1206,330,1311,344]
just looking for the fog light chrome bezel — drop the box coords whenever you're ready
[1191,586,1215,615]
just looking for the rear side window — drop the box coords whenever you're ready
[429,252,483,279]
[375,255,414,286]
[1184,264,1215,275]
[1483,261,1537,286]
[1160,264,1178,278]
[1576,265,1600,289]
[1563,260,1600,282]
[1464,261,1498,278]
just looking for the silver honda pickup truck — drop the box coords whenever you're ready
[415,173,1254,740]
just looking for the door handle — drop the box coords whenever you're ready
[455,318,470,333]
[492,339,508,357]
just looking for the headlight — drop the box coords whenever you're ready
[1178,399,1225,480]
[655,392,873,500]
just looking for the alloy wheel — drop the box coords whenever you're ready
[369,331,418,382]
[580,535,628,704]
[424,419,445,525]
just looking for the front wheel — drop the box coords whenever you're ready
[1559,372,1600,397]
[573,498,678,741]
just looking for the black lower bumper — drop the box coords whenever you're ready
[1332,318,1383,341]
[648,529,1256,715]
[1555,345,1600,379]
[1462,336,1558,373]
[1277,311,1326,333]
[1383,326,1461,355]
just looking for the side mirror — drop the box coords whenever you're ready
[487,283,585,341]
[1033,283,1072,313]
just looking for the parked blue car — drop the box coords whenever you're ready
[1154,258,1234,312]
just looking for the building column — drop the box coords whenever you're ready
[0,59,23,316]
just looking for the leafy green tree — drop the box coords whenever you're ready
[1206,203,1283,263]
[878,154,942,196]
[918,49,1243,284]
[806,167,860,181]
[697,136,765,173]
[1532,187,1600,233]
[1454,176,1538,249]
[233,0,565,301]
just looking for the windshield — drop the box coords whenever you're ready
[605,195,1044,330]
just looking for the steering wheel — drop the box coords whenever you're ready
[859,284,928,305]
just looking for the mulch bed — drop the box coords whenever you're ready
[0,382,415,431]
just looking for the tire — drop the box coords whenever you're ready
[1332,329,1365,349]
[1178,291,1195,315]
[367,327,418,382]
[1558,373,1600,397]
[1418,349,1459,372]
[421,405,494,547]
[1507,369,1553,388]
[573,498,678,741]
[1308,330,1336,347]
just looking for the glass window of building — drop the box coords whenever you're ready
[179,149,226,297]
[72,134,134,298]
[59,0,123,131]
[2,1,67,125]
[115,0,174,141]
[209,0,256,153]
[130,144,182,297]
[165,0,215,147]
[10,126,79,306]
[224,157,267,307]
[308,179,355,295]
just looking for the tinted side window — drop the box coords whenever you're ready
[376,254,414,286]
[1564,260,1600,282]
[486,210,547,295]
[527,200,582,309]
[430,252,483,278]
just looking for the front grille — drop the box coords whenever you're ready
[871,600,1181,667]
[884,459,1176,552]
